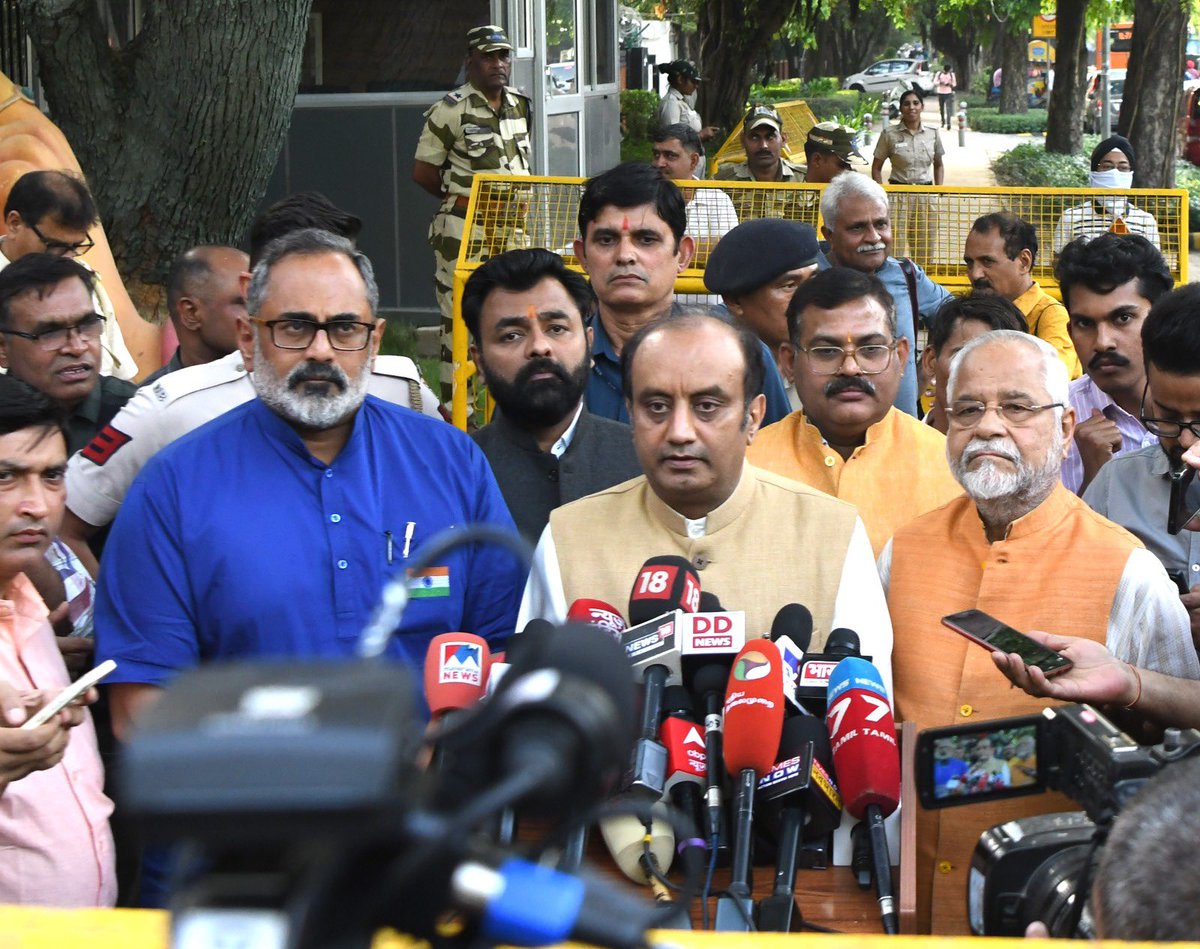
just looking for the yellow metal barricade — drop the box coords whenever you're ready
[709,99,820,177]
[450,174,1188,429]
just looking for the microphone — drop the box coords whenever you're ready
[619,556,700,798]
[768,604,814,716]
[628,555,702,624]
[660,685,707,859]
[715,643,785,931]
[795,626,863,716]
[598,807,675,885]
[825,656,901,935]
[567,598,628,637]
[424,633,491,720]
[755,717,842,931]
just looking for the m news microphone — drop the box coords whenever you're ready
[715,643,785,931]
[796,626,862,715]
[619,556,700,798]
[424,633,491,720]
[768,604,813,716]
[755,717,842,931]
[825,656,901,935]
[567,598,628,637]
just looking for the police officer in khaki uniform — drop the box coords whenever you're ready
[413,25,532,402]
[714,106,807,223]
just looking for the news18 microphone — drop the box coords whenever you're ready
[619,556,701,798]
[755,716,842,931]
[715,643,785,931]
[824,656,901,935]
[567,599,628,638]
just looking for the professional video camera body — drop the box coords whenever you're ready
[914,703,1200,937]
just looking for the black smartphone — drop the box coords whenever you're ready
[1168,461,1200,535]
[915,716,1046,809]
[941,609,1073,678]
[1168,568,1192,596]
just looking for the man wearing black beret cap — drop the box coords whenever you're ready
[1052,134,1161,255]
[704,218,820,410]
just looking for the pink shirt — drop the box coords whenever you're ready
[0,574,115,907]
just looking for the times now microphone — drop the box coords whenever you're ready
[618,556,700,798]
[755,717,842,931]
[424,633,491,720]
[796,626,863,716]
[567,598,628,638]
[825,656,901,936]
[769,604,813,717]
[715,643,785,931]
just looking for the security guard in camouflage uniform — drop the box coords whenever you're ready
[413,24,532,402]
[714,105,808,224]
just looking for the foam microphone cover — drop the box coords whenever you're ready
[698,592,723,612]
[567,598,628,636]
[722,642,785,777]
[824,657,900,820]
[599,807,676,884]
[424,633,490,718]
[826,627,861,657]
[769,604,813,652]
[628,555,702,625]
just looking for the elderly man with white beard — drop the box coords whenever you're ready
[876,329,1200,935]
[94,228,523,738]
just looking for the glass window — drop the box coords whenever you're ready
[590,0,616,87]
[547,0,577,96]
[547,113,580,175]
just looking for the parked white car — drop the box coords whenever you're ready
[843,59,931,95]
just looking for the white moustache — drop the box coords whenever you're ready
[857,242,887,254]
[962,438,1021,465]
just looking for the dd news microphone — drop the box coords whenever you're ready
[825,656,901,935]
[796,626,862,715]
[715,642,785,931]
[769,603,813,716]
[755,717,842,931]
[619,556,700,798]
[567,598,628,638]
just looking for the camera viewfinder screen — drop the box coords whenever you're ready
[932,724,1038,801]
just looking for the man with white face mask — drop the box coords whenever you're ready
[1052,136,1160,256]
[878,328,1200,934]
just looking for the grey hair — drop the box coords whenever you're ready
[246,227,379,317]
[819,173,889,230]
[1093,757,1200,939]
[946,329,1068,408]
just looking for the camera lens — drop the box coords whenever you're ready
[1020,843,1096,937]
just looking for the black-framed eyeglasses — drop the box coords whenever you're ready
[254,317,376,352]
[797,339,898,375]
[0,313,105,351]
[946,400,1063,427]
[28,221,94,258]
[1140,381,1200,439]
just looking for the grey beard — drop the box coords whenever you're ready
[252,336,370,430]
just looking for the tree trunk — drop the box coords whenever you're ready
[19,0,313,309]
[998,21,1028,114]
[697,0,798,134]
[1121,0,1187,187]
[930,21,978,98]
[1043,0,1087,154]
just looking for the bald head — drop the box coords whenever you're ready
[166,245,249,367]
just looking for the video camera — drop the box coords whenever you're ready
[914,703,1200,937]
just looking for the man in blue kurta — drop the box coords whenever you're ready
[95,228,522,738]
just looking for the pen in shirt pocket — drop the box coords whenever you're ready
[385,522,417,565]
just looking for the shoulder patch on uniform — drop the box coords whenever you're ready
[443,90,466,105]
[80,424,131,467]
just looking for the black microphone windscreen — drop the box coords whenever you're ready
[826,627,861,657]
[663,684,695,717]
[692,662,730,698]
[770,603,814,652]
[699,592,724,612]
[628,555,702,625]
